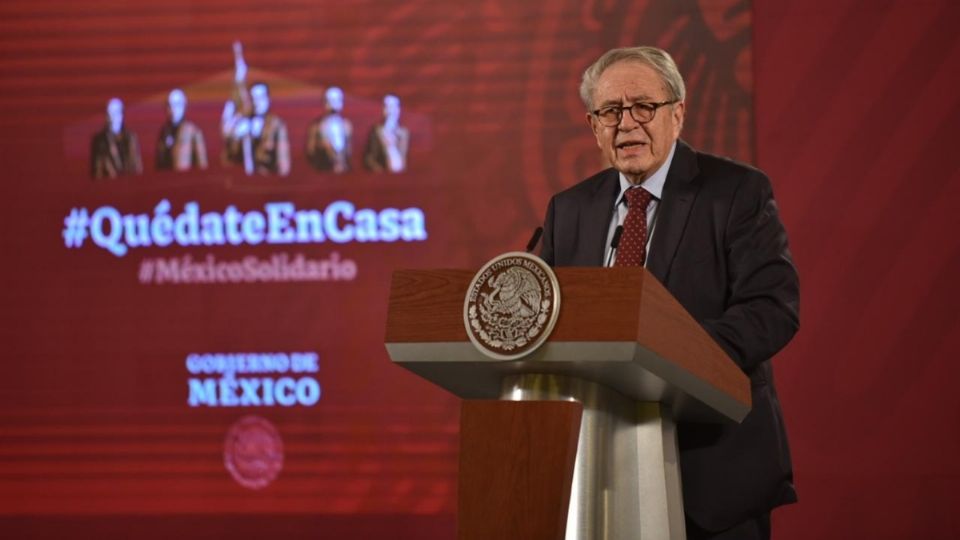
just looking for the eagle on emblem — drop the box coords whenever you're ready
[480,267,542,318]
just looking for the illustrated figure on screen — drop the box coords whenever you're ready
[363,94,409,173]
[90,97,143,179]
[305,86,353,173]
[155,88,208,171]
[221,41,291,176]
[540,46,799,538]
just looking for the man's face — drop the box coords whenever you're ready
[383,95,400,122]
[251,84,270,116]
[168,89,186,124]
[325,87,343,113]
[106,98,124,133]
[587,61,684,184]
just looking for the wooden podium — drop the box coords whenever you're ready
[385,266,749,540]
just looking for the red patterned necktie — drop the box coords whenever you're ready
[614,187,654,267]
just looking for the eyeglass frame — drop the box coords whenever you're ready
[590,99,679,127]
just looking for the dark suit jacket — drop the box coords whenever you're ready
[541,140,799,531]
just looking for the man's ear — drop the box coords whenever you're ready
[672,101,686,137]
[586,113,602,147]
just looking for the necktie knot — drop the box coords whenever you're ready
[625,186,653,211]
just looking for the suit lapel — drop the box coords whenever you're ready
[647,140,700,281]
[581,169,620,266]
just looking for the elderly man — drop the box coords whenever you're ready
[155,88,208,171]
[306,86,353,173]
[540,46,799,539]
[221,42,291,176]
[363,94,409,173]
[90,97,142,179]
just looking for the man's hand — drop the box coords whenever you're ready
[233,41,248,83]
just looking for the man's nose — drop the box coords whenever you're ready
[617,108,640,130]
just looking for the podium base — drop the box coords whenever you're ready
[459,400,582,540]
[502,373,687,540]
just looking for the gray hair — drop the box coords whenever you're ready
[579,46,686,110]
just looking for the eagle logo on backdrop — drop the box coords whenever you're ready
[223,415,284,490]
[464,251,561,360]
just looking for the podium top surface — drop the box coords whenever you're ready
[385,267,750,423]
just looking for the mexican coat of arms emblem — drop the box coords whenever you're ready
[463,251,561,360]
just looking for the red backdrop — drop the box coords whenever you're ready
[0,0,958,538]
[755,0,960,538]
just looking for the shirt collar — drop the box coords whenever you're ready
[616,140,677,204]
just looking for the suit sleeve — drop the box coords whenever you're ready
[539,195,557,266]
[700,172,800,373]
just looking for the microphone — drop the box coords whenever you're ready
[604,225,624,267]
[525,226,544,253]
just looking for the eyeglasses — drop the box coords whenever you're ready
[591,100,678,127]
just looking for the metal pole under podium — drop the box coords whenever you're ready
[501,373,686,540]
